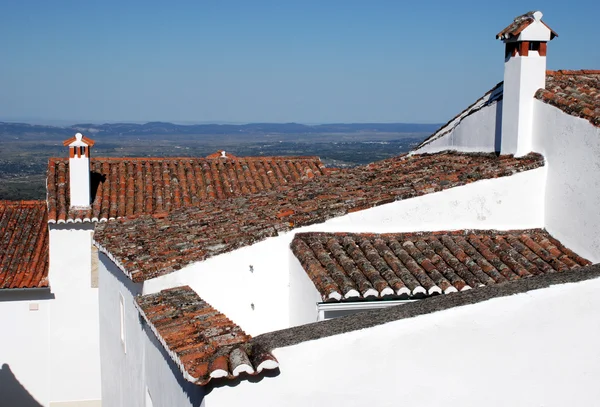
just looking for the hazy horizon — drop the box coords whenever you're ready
[0,117,443,127]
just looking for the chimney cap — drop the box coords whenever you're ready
[496,10,558,41]
[205,150,238,159]
[63,132,96,147]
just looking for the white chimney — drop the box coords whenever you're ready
[62,132,95,208]
[497,11,557,156]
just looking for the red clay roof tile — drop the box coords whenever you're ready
[94,151,545,282]
[496,11,558,40]
[135,286,278,385]
[0,200,49,289]
[47,154,326,223]
[536,70,600,127]
[291,230,590,301]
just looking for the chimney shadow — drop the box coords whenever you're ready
[0,363,44,407]
[90,171,106,204]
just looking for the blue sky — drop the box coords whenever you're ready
[1,0,598,124]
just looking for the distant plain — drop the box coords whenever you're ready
[0,122,437,200]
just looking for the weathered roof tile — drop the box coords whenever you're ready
[135,286,278,385]
[291,229,591,301]
[536,70,600,127]
[47,154,326,223]
[94,151,545,282]
[0,200,49,289]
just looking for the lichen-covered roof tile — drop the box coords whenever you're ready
[0,200,49,289]
[536,70,600,127]
[135,286,278,385]
[47,153,326,223]
[290,229,591,301]
[94,151,545,281]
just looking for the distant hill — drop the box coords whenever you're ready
[0,121,440,138]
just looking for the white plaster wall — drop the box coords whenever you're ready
[209,276,600,407]
[412,87,502,154]
[289,251,321,327]
[501,52,546,156]
[0,292,50,406]
[68,156,91,208]
[143,168,545,335]
[533,101,600,263]
[98,252,144,407]
[48,224,102,405]
[144,326,206,407]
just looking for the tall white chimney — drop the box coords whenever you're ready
[62,132,95,207]
[497,11,557,156]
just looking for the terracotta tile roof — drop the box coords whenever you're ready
[135,286,278,385]
[94,151,545,282]
[0,200,49,289]
[290,229,591,301]
[47,153,326,223]
[536,70,600,127]
[496,11,558,40]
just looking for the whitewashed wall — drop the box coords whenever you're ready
[143,168,546,334]
[412,85,503,154]
[98,252,144,407]
[209,275,600,407]
[289,251,322,327]
[144,326,206,407]
[0,290,50,406]
[532,101,600,263]
[48,224,102,405]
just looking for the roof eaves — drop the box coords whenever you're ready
[253,264,600,352]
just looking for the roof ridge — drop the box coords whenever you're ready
[546,69,600,76]
[48,155,323,162]
[0,200,46,207]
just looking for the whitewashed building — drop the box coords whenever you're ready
[2,9,600,407]
[89,10,600,407]
[0,134,102,406]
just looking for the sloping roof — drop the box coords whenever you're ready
[496,11,558,40]
[0,201,49,289]
[536,70,600,127]
[94,151,545,282]
[290,230,591,302]
[135,286,278,385]
[47,154,326,223]
[414,81,504,151]
[414,70,600,152]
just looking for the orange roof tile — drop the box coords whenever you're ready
[0,200,49,289]
[94,151,545,282]
[135,286,278,385]
[47,154,326,223]
[291,230,590,301]
[536,70,600,127]
[496,11,558,40]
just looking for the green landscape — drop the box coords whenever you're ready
[0,121,437,200]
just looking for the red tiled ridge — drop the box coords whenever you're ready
[496,11,558,40]
[135,286,278,385]
[535,70,600,127]
[93,151,545,282]
[62,134,95,146]
[0,200,49,289]
[47,154,326,223]
[291,230,591,302]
